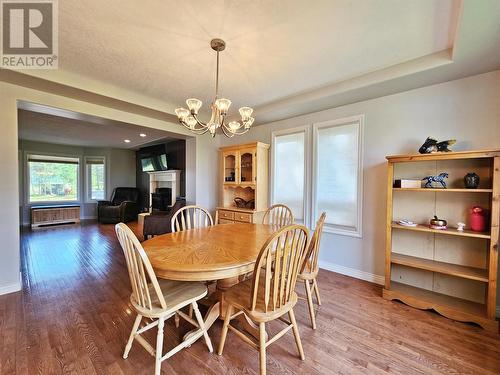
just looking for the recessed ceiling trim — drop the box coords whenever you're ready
[252,49,454,124]
[16,68,180,115]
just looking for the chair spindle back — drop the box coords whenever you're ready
[262,204,294,227]
[115,223,167,311]
[171,205,214,233]
[251,224,309,313]
[301,212,326,276]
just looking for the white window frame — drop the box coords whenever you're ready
[85,156,106,202]
[312,115,364,237]
[271,125,311,227]
[25,151,81,205]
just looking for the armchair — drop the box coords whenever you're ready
[98,187,140,224]
[143,198,186,239]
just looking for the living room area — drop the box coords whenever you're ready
[17,102,192,236]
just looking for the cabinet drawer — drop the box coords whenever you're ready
[219,218,235,224]
[218,210,234,220]
[234,212,252,223]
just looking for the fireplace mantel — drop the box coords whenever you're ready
[147,170,181,212]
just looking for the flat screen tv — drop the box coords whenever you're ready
[141,154,168,172]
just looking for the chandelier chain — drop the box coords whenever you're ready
[215,50,219,99]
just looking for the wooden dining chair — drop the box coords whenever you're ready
[115,223,213,375]
[171,205,215,320]
[171,205,214,233]
[262,204,294,227]
[218,224,309,375]
[298,212,326,329]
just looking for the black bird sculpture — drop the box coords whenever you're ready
[418,137,456,154]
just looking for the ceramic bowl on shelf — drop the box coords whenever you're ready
[397,219,417,227]
[430,215,447,229]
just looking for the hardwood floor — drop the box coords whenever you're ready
[1,221,499,374]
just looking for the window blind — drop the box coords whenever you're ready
[314,119,362,235]
[273,131,306,222]
[28,154,79,164]
[85,157,105,165]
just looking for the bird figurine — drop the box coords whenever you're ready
[418,137,456,154]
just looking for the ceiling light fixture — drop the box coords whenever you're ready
[139,133,147,137]
[175,39,254,138]
[124,139,131,143]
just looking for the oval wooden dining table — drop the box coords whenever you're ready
[142,222,277,339]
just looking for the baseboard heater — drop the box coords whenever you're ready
[31,205,81,229]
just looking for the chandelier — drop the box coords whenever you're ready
[175,39,254,137]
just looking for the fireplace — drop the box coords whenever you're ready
[151,188,172,212]
[147,170,181,213]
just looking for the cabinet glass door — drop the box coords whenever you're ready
[223,151,238,184]
[239,149,255,184]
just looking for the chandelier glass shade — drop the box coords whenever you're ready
[175,39,254,137]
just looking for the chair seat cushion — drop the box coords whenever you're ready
[224,275,297,322]
[99,205,121,216]
[131,279,207,317]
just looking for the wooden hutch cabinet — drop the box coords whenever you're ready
[217,142,269,224]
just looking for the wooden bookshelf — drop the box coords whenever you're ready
[383,149,500,331]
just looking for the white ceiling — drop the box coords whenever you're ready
[6,0,500,125]
[17,108,180,149]
[57,0,459,113]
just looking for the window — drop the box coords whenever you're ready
[271,126,309,224]
[313,116,363,237]
[28,154,79,203]
[85,157,106,201]
[270,115,364,237]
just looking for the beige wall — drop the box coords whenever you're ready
[194,135,221,210]
[18,140,137,223]
[0,79,219,295]
[219,70,500,311]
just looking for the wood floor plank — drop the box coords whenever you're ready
[0,220,498,374]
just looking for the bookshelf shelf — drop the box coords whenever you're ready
[393,188,492,193]
[391,253,488,282]
[391,222,491,239]
[383,283,497,332]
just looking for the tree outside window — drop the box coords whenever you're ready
[28,156,79,202]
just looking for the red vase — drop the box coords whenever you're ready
[470,206,487,232]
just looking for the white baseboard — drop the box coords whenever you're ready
[0,281,22,296]
[319,260,385,285]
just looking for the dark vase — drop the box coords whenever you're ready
[464,172,480,189]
